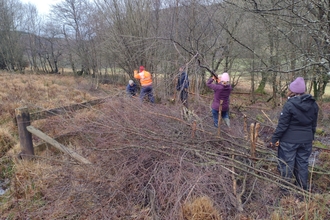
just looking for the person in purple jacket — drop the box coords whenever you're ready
[206,72,233,128]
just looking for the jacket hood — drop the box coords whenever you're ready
[289,94,315,112]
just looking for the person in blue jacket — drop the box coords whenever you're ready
[176,66,189,107]
[126,80,137,97]
[271,77,318,191]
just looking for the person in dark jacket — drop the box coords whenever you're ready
[271,77,318,191]
[126,80,137,97]
[176,66,189,107]
[206,72,232,128]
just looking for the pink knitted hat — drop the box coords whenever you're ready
[289,77,305,93]
[221,72,230,82]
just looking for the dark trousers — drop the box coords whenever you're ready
[179,89,188,107]
[211,109,229,128]
[140,85,154,103]
[277,141,312,190]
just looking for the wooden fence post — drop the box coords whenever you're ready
[15,107,34,159]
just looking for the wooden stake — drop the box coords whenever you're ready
[191,121,197,139]
[250,123,256,158]
[217,100,223,137]
[243,114,248,140]
[249,122,260,159]
[15,107,34,159]
[253,123,260,158]
[254,123,260,145]
[231,155,244,212]
[232,154,237,198]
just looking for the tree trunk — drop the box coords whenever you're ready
[255,73,268,94]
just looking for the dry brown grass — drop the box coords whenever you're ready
[182,196,222,220]
[0,128,16,158]
[0,72,329,219]
[270,193,329,220]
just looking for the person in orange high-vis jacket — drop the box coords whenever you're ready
[134,66,155,103]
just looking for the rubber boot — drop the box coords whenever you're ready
[224,118,230,127]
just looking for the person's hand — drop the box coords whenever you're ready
[268,141,279,149]
[269,141,279,147]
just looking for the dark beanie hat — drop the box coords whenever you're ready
[139,66,145,72]
[289,77,306,94]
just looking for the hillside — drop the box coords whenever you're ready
[0,72,329,219]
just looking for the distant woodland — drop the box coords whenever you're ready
[1,0,330,101]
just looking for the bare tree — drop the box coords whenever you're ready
[51,0,96,76]
[19,0,330,101]
[226,0,330,100]
[0,0,27,72]
[38,22,64,74]
[20,3,41,73]
[164,1,249,96]
[91,0,251,99]
[94,0,162,77]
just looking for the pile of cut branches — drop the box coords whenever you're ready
[2,94,330,219]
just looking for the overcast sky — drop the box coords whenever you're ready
[20,0,63,15]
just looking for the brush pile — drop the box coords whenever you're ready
[0,74,329,219]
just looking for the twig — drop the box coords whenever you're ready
[243,178,257,206]
[231,155,244,212]
[261,110,275,125]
